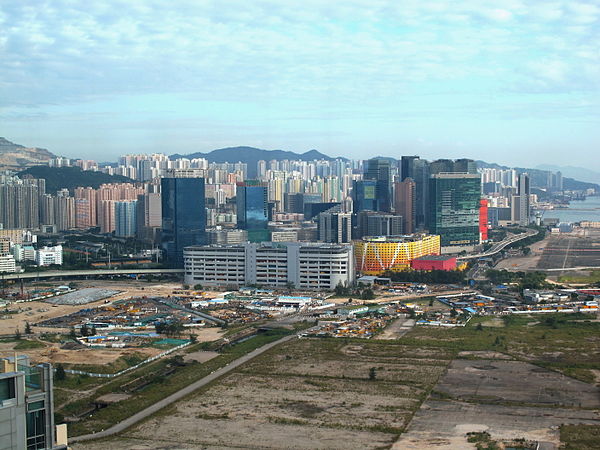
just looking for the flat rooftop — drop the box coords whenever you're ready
[413,255,456,261]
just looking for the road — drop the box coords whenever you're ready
[458,228,539,261]
[69,332,297,444]
[0,268,184,280]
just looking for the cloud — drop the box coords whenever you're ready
[0,0,599,168]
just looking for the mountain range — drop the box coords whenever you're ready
[2,137,598,192]
[0,137,55,170]
[171,146,339,177]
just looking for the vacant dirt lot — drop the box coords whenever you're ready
[537,231,600,270]
[395,356,600,449]
[75,338,452,450]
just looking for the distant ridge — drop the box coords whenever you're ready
[18,166,133,194]
[171,146,345,177]
[0,137,55,170]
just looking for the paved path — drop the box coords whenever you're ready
[70,333,297,443]
[378,315,415,340]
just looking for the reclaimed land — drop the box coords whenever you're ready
[73,313,600,449]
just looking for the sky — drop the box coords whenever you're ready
[1,0,599,169]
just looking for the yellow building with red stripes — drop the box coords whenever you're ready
[354,234,441,275]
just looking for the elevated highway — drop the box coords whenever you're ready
[0,268,184,281]
[458,228,539,261]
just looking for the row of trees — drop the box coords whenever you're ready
[383,269,466,284]
[485,269,548,290]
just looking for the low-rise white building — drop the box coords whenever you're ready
[184,242,354,290]
[35,245,63,266]
[0,254,16,273]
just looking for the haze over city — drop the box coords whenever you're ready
[2,2,600,450]
[1,1,599,168]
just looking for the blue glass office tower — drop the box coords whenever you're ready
[161,177,206,267]
[237,182,270,242]
[352,180,378,213]
[364,158,392,212]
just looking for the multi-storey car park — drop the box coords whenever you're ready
[183,242,355,290]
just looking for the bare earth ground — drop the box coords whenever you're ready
[72,339,600,450]
[494,234,551,271]
[0,341,162,365]
[394,356,600,449]
[1,280,223,364]
[74,338,453,450]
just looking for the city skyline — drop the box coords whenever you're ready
[1,1,599,169]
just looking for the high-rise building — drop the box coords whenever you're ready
[355,211,403,238]
[317,207,352,243]
[136,193,162,243]
[74,187,97,229]
[400,156,419,181]
[511,174,531,226]
[479,199,489,241]
[400,157,430,230]
[0,354,67,449]
[429,159,455,175]
[454,158,478,174]
[53,189,75,231]
[364,158,392,212]
[429,173,481,251]
[96,183,145,233]
[236,181,270,242]
[394,178,415,234]
[0,177,44,230]
[161,177,207,267]
[352,180,378,213]
[115,200,137,237]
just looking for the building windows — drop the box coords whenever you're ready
[0,377,16,401]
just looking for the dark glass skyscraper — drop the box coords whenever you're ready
[237,182,270,242]
[401,157,430,230]
[429,173,481,248]
[161,177,206,267]
[364,158,392,212]
[352,180,378,213]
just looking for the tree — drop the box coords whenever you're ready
[369,367,377,381]
[361,288,375,300]
[81,324,90,337]
[55,364,66,381]
[193,284,203,291]
[14,328,21,340]
[25,322,32,335]
[189,333,197,343]
[475,323,483,331]
[69,326,77,340]
[90,326,97,336]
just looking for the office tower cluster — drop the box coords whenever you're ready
[4,144,568,281]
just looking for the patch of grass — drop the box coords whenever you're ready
[558,269,600,284]
[62,328,295,437]
[13,339,46,350]
[399,313,600,382]
[560,424,600,450]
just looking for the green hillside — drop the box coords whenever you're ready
[18,166,134,193]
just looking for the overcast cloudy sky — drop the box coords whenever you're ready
[1,1,599,168]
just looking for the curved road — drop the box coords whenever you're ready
[458,228,539,261]
[70,333,297,444]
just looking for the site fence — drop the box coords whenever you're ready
[60,341,191,378]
